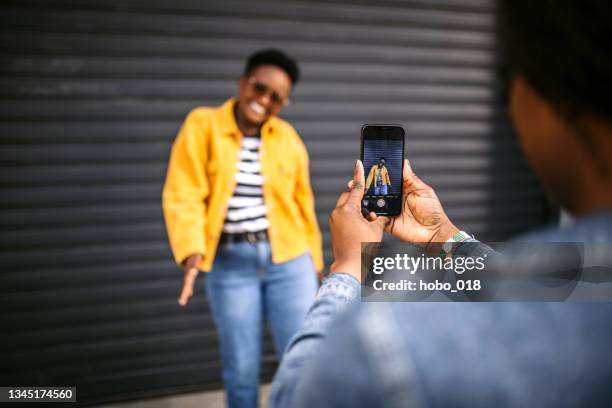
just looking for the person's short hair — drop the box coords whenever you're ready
[498,0,612,121]
[379,157,386,161]
[244,49,300,85]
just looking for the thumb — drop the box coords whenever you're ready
[348,159,365,204]
[403,159,414,188]
[403,159,427,192]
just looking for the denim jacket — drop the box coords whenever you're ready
[270,212,612,408]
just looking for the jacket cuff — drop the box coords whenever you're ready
[317,273,361,302]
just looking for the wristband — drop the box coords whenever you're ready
[440,230,472,257]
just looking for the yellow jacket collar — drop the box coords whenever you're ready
[217,97,279,139]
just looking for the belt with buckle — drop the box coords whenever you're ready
[219,230,268,245]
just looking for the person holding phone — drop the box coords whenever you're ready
[162,49,323,408]
[269,1,612,406]
[365,157,391,196]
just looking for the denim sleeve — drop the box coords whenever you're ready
[269,273,360,408]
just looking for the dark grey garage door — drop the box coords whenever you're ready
[0,0,550,405]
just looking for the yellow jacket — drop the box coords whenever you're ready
[162,98,324,272]
[365,165,391,189]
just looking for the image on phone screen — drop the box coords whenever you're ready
[361,124,405,216]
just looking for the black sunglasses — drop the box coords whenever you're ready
[248,77,290,107]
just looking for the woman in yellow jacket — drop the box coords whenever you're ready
[162,49,323,408]
[365,157,392,195]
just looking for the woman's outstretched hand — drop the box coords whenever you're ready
[178,253,202,306]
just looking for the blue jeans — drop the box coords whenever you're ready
[204,240,318,408]
[374,184,388,195]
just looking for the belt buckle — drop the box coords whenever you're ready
[246,232,257,244]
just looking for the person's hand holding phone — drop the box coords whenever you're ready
[369,159,459,253]
[178,253,203,306]
[329,160,389,282]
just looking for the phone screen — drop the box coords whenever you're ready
[360,124,405,216]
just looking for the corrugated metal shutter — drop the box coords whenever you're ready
[0,0,550,405]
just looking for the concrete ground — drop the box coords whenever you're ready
[98,384,271,408]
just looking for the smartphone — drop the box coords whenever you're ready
[360,124,405,216]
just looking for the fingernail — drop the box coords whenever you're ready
[354,159,359,170]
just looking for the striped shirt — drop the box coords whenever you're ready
[222,136,269,234]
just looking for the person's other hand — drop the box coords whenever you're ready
[369,160,459,254]
[329,160,389,282]
[178,253,203,306]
